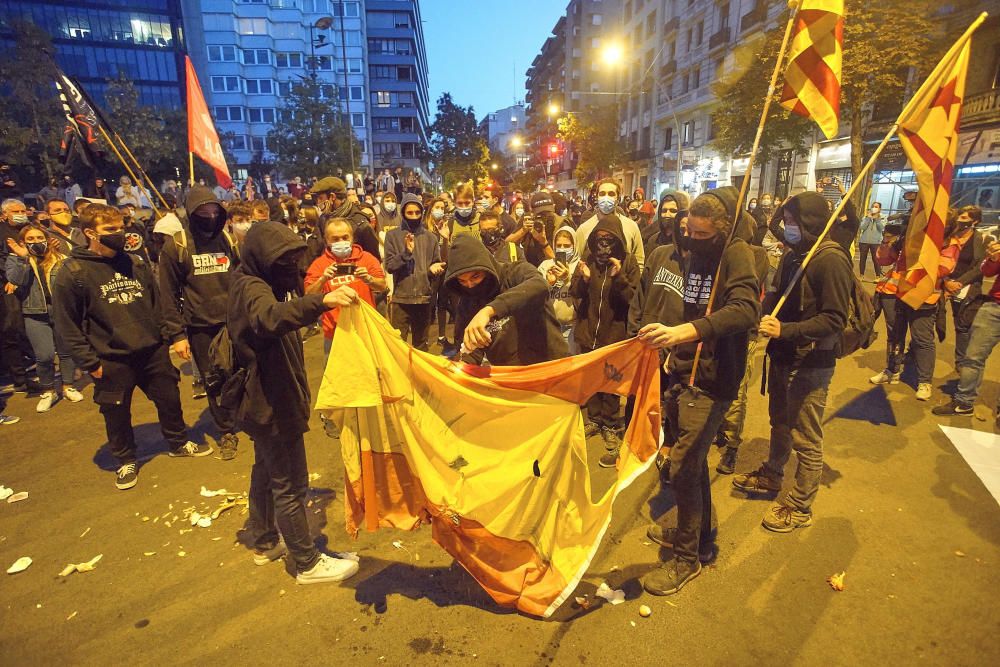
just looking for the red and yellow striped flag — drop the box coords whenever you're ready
[779,0,844,140]
[895,31,973,308]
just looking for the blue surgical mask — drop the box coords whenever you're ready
[455,206,474,219]
[431,208,445,220]
[330,241,352,259]
[597,197,616,215]
[784,223,802,245]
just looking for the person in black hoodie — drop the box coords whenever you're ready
[443,234,567,366]
[733,191,852,534]
[227,220,361,584]
[52,204,209,491]
[159,185,241,460]
[635,187,760,596]
[641,191,689,258]
[571,213,640,463]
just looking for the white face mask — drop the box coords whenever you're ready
[233,222,252,235]
[383,202,396,213]
[330,240,352,258]
[431,208,445,220]
[597,196,616,214]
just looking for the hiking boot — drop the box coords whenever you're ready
[732,466,782,495]
[598,449,619,468]
[642,558,702,596]
[320,414,340,439]
[35,391,59,413]
[192,380,207,399]
[219,433,239,461]
[252,539,287,566]
[584,420,601,438]
[932,400,973,416]
[869,370,901,385]
[296,554,360,584]
[601,426,622,452]
[762,503,813,533]
[0,414,21,426]
[716,447,738,475]
[915,383,932,401]
[63,387,84,403]
[115,462,138,490]
[644,525,716,563]
[169,441,213,458]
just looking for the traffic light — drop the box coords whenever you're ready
[547,142,560,158]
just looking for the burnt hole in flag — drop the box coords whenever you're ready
[533,460,541,478]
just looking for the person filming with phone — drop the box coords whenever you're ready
[304,217,386,355]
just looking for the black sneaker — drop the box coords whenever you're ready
[115,462,138,490]
[600,426,622,452]
[219,433,239,461]
[643,558,702,596]
[169,441,213,457]
[716,447,738,475]
[644,525,716,563]
[931,400,973,416]
[192,380,207,399]
[584,420,601,438]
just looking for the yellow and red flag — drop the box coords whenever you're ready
[316,302,662,618]
[779,0,844,140]
[185,56,232,189]
[894,28,973,308]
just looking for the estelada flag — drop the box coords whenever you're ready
[894,25,973,308]
[779,0,844,140]
[316,302,662,618]
[54,69,105,168]
[185,55,232,189]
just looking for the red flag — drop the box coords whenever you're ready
[185,56,232,189]
[779,0,844,140]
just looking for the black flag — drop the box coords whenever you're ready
[54,69,105,168]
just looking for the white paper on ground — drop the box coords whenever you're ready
[940,425,1000,506]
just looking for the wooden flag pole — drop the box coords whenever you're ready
[768,10,989,318]
[110,131,170,212]
[688,0,801,387]
[96,124,161,219]
[189,151,195,189]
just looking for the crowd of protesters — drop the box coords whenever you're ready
[0,160,997,592]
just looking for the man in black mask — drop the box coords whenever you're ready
[635,187,760,596]
[159,185,242,460]
[479,210,524,264]
[642,190,690,257]
[53,204,208,491]
[443,235,567,366]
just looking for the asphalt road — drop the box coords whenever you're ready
[1,322,999,666]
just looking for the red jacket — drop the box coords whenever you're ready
[304,244,383,338]
[983,255,1000,303]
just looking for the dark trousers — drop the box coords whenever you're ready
[950,298,973,368]
[92,345,188,465]
[247,433,319,573]
[390,302,432,351]
[858,243,881,277]
[664,384,731,564]
[586,392,622,430]
[188,325,235,436]
[884,298,937,383]
[0,292,27,385]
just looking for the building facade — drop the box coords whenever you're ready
[0,0,186,109]
[481,103,527,168]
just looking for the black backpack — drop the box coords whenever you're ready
[814,241,878,357]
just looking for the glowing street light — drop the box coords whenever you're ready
[547,102,560,116]
[601,42,624,66]
[510,135,523,148]
[491,163,499,170]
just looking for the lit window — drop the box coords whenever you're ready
[375,91,391,107]
[236,18,267,35]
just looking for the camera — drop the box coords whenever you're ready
[335,263,356,276]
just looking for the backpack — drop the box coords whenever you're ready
[814,241,878,358]
[207,323,249,411]
[172,228,239,267]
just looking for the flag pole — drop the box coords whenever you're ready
[768,10,989,318]
[189,151,195,188]
[688,0,802,386]
[95,124,161,218]
[111,131,170,212]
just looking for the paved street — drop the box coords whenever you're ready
[2,328,999,665]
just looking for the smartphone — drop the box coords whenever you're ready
[533,220,543,233]
[555,249,570,265]
[335,263,356,276]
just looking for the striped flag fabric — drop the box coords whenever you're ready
[894,31,973,308]
[316,302,662,618]
[779,0,844,140]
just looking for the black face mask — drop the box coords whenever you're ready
[594,237,615,265]
[403,217,422,231]
[680,233,725,258]
[191,212,222,234]
[270,263,302,295]
[27,241,48,257]
[97,231,126,252]
[462,275,497,300]
[481,229,503,248]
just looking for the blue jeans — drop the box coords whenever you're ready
[23,314,76,391]
[954,301,1000,407]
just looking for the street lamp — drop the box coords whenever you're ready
[491,163,499,170]
[601,42,624,67]
[547,102,560,117]
[510,135,523,148]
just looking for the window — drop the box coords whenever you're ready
[339,86,363,101]
[314,55,334,71]
[400,117,415,133]
[682,121,692,145]
[277,81,293,96]
[250,136,267,152]
[686,27,693,52]
[351,113,365,127]
[664,126,673,150]
[695,21,703,46]
[400,143,416,159]
[211,76,240,93]
[208,45,237,62]
[245,79,273,95]
[374,117,399,131]
[214,106,244,122]
[225,135,248,151]
[276,53,303,68]
[397,66,413,81]
[395,12,412,28]
[242,49,270,65]
[720,2,730,31]
[370,65,393,80]
[373,142,400,158]
[336,58,362,74]
[591,38,600,48]
[691,66,700,89]
[248,108,276,123]
[375,91,391,107]
[302,0,328,11]
[319,84,336,99]
[398,92,414,108]
[333,30,362,47]
[236,18,267,35]
[332,1,360,17]
[592,14,603,25]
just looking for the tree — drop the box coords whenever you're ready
[267,77,360,180]
[0,21,64,187]
[429,93,490,189]
[555,104,626,185]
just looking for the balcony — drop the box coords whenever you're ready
[963,89,1000,128]
[741,1,769,33]
[660,60,677,78]
[709,28,731,50]
[624,147,652,163]
[663,17,680,34]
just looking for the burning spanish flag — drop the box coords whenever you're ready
[779,0,844,140]
[315,302,662,618]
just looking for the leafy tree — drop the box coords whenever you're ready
[555,103,626,184]
[429,93,490,189]
[0,21,64,187]
[267,77,360,180]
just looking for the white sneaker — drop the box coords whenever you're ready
[296,554,360,585]
[36,391,59,413]
[869,370,900,385]
[63,387,84,403]
[916,383,932,401]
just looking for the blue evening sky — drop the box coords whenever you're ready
[420,0,567,121]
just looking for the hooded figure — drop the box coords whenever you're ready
[769,190,858,253]
[642,190,690,258]
[443,235,567,366]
